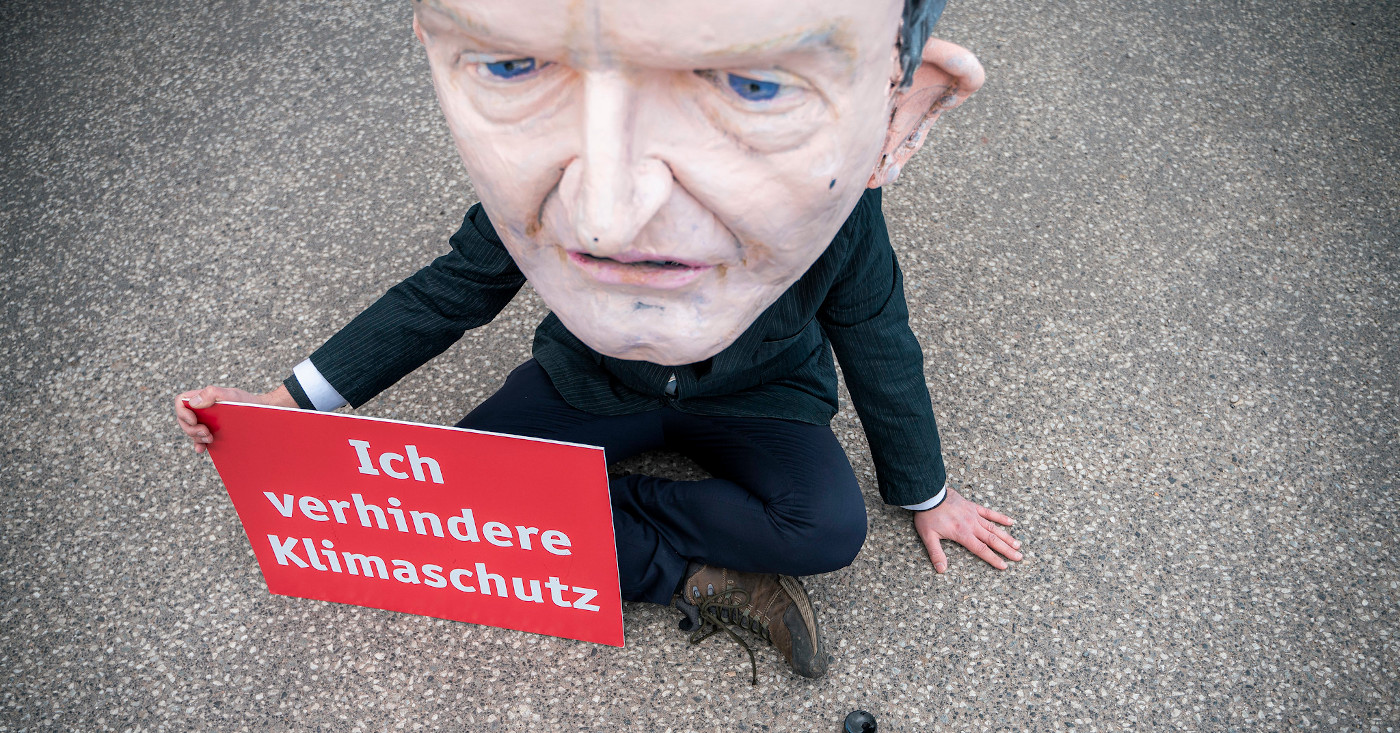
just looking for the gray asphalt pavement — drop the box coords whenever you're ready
[2,0,1396,731]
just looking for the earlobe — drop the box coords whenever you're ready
[867,39,984,189]
[412,15,426,45]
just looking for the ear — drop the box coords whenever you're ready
[867,39,985,188]
[412,14,426,45]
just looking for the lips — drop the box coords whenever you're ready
[568,251,712,289]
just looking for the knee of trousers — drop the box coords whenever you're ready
[770,500,868,576]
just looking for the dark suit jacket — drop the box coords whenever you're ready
[285,188,946,506]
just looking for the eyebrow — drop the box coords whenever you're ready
[687,24,857,67]
[413,0,490,37]
[415,2,856,68]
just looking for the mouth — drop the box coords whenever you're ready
[568,251,713,289]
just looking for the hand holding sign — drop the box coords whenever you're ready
[190,401,622,646]
[174,385,296,453]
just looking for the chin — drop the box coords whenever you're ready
[565,318,734,366]
[548,293,756,365]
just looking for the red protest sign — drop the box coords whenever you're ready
[191,401,622,647]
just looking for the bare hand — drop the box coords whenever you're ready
[174,384,296,454]
[913,487,1021,573]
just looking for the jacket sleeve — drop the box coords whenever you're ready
[817,189,948,507]
[285,204,525,408]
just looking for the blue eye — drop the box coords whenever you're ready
[726,73,781,101]
[484,58,538,79]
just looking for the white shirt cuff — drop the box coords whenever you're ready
[901,484,947,512]
[292,358,349,411]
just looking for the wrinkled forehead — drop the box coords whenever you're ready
[414,0,903,71]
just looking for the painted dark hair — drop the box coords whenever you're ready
[899,0,948,87]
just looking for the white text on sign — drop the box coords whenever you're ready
[265,535,600,611]
[262,491,573,555]
[348,439,443,483]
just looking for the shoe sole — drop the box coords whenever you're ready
[778,575,828,678]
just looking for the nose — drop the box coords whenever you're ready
[559,70,673,256]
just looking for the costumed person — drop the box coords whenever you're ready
[175,0,1022,681]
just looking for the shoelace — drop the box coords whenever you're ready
[688,587,770,685]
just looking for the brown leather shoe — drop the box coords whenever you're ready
[675,563,829,682]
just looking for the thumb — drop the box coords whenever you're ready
[187,387,227,408]
[926,536,948,574]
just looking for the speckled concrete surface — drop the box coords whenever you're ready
[1,0,1396,731]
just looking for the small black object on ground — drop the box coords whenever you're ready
[843,709,877,732]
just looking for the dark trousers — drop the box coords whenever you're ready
[456,360,867,604]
